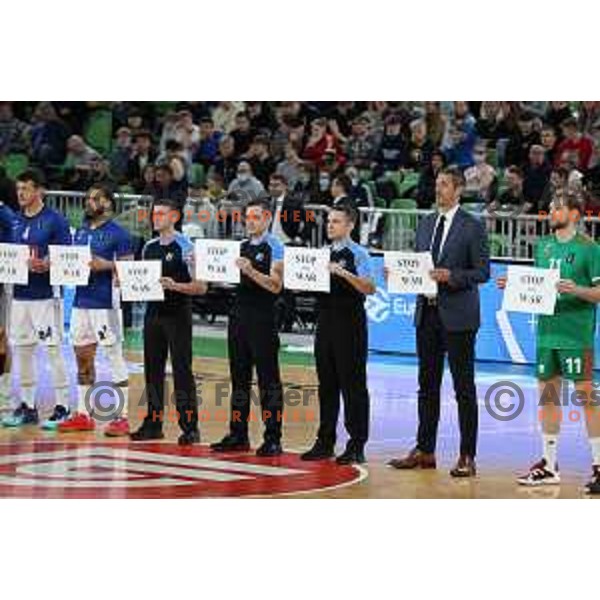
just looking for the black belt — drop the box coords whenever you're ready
[425,297,438,307]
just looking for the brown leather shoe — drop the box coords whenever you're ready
[449,455,477,478]
[387,447,436,470]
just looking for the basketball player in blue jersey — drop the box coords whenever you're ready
[57,185,134,436]
[0,169,72,427]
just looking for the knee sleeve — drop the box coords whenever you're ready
[15,345,36,388]
[104,343,129,385]
[75,344,96,386]
[47,345,69,389]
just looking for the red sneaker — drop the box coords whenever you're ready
[104,417,130,437]
[57,412,96,432]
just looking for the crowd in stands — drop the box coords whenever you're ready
[2,101,600,247]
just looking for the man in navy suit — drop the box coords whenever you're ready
[389,166,490,477]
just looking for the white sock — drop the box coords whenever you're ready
[21,386,35,409]
[77,385,90,415]
[589,437,600,467]
[543,433,559,472]
[54,387,71,410]
[0,372,11,395]
[119,386,129,420]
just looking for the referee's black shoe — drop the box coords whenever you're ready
[336,442,366,465]
[300,440,335,461]
[210,434,251,452]
[178,429,200,446]
[130,423,164,442]
[256,440,283,457]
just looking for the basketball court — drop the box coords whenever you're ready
[0,342,597,499]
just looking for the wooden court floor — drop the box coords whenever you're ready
[0,352,598,499]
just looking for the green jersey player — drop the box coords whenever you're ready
[498,194,600,493]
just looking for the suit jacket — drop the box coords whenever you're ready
[414,207,490,332]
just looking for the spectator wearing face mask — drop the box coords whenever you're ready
[227,160,265,201]
[463,143,497,204]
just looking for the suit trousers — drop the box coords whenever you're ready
[416,303,478,457]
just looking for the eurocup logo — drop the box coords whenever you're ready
[365,287,392,323]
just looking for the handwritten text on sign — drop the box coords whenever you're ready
[502,265,560,315]
[0,243,29,285]
[116,260,164,302]
[195,240,240,284]
[49,245,91,286]
[284,247,330,292]
[384,252,437,295]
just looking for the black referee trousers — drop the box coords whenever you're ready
[315,303,370,447]
[143,307,198,434]
[227,305,284,443]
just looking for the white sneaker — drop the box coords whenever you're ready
[517,459,560,486]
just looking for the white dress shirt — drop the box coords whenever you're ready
[271,194,291,244]
[431,203,460,258]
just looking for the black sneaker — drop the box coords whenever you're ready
[2,403,38,427]
[301,440,335,461]
[336,442,366,465]
[130,424,164,441]
[210,434,250,452]
[41,404,70,430]
[585,466,600,495]
[178,429,200,446]
[256,440,283,457]
[517,459,560,486]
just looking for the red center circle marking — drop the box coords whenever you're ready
[0,442,366,499]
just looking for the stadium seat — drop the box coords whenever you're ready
[374,197,387,208]
[488,233,510,257]
[1,153,29,178]
[396,171,420,198]
[84,109,113,155]
[189,163,206,187]
[390,198,417,211]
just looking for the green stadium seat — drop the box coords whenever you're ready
[189,163,206,187]
[489,233,510,257]
[374,197,387,208]
[1,153,29,178]
[396,172,420,198]
[84,109,113,155]
[390,198,417,211]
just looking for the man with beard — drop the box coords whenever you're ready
[57,185,134,435]
[497,194,600,494]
